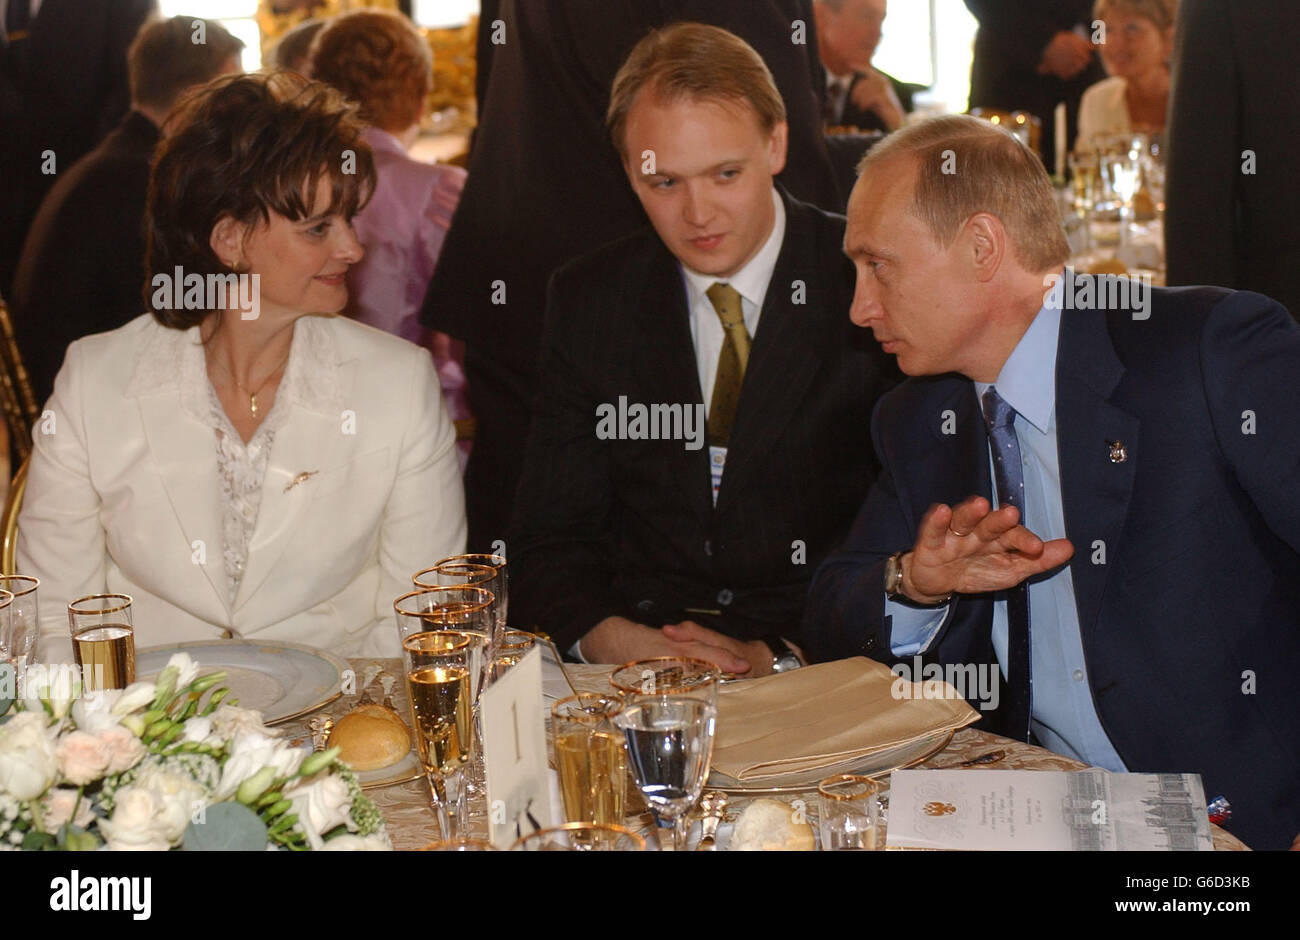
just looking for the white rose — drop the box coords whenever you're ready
[164,653,200,691]
[283,774,355,850]
[96,724,146,775]
[54,730,111,786]
[131,765,207,843]
[0,711,59,800]
[110,681,158,716]
[71,687,124,733]
[41,787,96,831]
[208,705,272,740]
[98,787,171,851]
[213,732,305,801]
[320,832,391,851]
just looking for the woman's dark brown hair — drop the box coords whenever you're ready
[145,70,377,329]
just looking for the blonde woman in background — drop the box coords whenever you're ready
[1077,0,1178,146]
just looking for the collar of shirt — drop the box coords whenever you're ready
[361,125,409,159]
[679,186,785,334]
[973,292,1063,435]
[826,70,852,92]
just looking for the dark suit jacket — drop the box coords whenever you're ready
[963,0,1104,169]
[509,190,899,652]
[836,68,922,134]
[1165,0,1300,318]
[0,0,156,295]
[11,109,157,406]
[805,281,1300,850]
[420,0,841,378]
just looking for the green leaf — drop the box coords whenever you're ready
[183,802,268,851]
[22,830,57,851]
[56,824,100,852]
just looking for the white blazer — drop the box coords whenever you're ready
[18,313,467,660]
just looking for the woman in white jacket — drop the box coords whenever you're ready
[18,71,466,659]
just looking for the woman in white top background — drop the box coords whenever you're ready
[18,71,466,659]
[1077,0,1178,146]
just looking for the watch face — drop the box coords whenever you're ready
[773,655,801,673]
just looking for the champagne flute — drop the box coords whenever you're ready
[613,694,717,851]
[68,593,134,691]
[403,630,473,841]
[432,553,507,642]
[395,586,494,821]
[0,576,39,672]
[414,561,502,654]
[552,693,627,828]
[510,822,645,852]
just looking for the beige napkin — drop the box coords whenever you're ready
[712,657,980,781]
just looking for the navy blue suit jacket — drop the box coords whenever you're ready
[805,281,1300,850]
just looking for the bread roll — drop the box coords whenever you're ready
[729,798,815,851]
[328,704,411,771]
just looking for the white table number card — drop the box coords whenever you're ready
[480,646,553,848]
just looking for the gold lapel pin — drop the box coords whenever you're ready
[284,470,318,493]
[1107,440,1128,464]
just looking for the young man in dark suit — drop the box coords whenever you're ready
[806,114,1300,850]
[509,24,897,676]
[418,0,844,555]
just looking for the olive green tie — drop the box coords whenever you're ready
[705,282,751,446]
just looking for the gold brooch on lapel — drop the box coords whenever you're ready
[284,470,319,493]
[1107,440,1128,464]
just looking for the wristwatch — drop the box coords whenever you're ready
[885,551,952,606]
[761,635,802,673]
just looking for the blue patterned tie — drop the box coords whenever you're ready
[981,387,1032,741]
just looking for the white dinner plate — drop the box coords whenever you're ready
[705,728,954,793]
[136,639,347,726]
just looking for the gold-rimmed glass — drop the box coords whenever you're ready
[413,561,503,648]
[492,629,537,681]
[609,656,721,707]
[0,576,39,669]
[68,593,134,691]
[434,552,507,640]
[509,822,645,852]
[552,693,627,827]
[817,774,880,850]
[394,587,493,698]
[403,630,473,841]
[614,694,716,851]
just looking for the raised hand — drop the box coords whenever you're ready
[1037,31,1095,81]
[900,496,1075,603]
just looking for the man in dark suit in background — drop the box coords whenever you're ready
[510,24,897,675]
[964,0,1104,171]
[11,16,242,407]
[1165,0,1300,318]
[419,0,844,554]
[0,0,157,297]
[813,0,921,134]
[806,114,1300,850]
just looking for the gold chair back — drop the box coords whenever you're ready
[1,453,29,576]
[0,294,41,463]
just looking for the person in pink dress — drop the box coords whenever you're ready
[309,9,470,456]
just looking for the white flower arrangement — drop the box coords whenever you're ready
[0,653,388,851]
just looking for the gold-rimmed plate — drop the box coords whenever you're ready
[704,728,954,794]
[136,639,346,726]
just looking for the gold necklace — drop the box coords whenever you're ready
[208,349,291,417]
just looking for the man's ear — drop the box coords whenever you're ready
[767,120,789,176]
[208,215,246,269]
[964,212,1006,282]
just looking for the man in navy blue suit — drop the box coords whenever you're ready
[805,114,1300,851]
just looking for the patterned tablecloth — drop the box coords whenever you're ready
[282,660,1247,851]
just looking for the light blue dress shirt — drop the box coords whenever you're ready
[886,301,1127,770]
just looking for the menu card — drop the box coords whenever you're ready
[886,769,1213,851]
[480,647,554,847]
